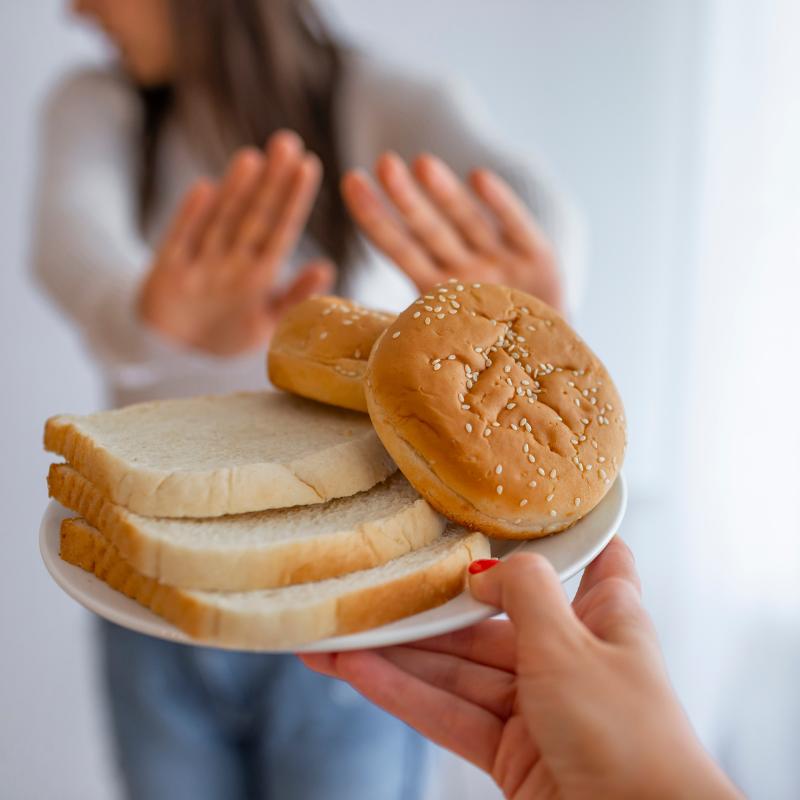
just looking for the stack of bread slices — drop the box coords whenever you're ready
[45,383,488,649]
[45,284,626,649]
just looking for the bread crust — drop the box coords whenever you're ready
[60,518,490,649]
[49,464,445,591]
[44,392,396,517]
[365,282,627,539]
[268,296,394,412]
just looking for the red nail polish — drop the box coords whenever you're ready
[468,558,499,575]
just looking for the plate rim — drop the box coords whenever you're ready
[40,474,627,653]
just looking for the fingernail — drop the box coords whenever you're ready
[468,558,500,575]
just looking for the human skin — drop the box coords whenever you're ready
[302,539,743,800]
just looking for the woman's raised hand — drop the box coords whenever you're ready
[139,131,334,355]
[301,539,742,800]
[342,153,562,309]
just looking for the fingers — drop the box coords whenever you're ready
[469,553,581,667]
[375,152,472,265]
[236,130,306,254]
[199,148,263,256]
[258,153,322,269]
[410,618,516,672]
[379,646,516,719]
[470,169,551,258]
[270,259,336,317]
[413,155,500,254]
[312,649,503,773]
[573,537,641,605]
[159,179,217,263]
[341,169,440,289]
[571,539,655,647]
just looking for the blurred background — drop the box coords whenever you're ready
[1,1,797,798]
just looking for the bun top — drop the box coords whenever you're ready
[271,296,393,374]
[366,281,626,535]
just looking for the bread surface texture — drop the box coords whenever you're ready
[60,518,490,649]
[365,282,626,539]
[49,464,444,591]
[44,392,395,517]
[268,296,394,412]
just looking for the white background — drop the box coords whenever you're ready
[1,1,797,798]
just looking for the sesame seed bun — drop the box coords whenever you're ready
[365,282,626,539]
[268,296,394,412]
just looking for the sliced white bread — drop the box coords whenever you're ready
[49,464,445,591]
[44,392,396,518]
[60,518,490,649]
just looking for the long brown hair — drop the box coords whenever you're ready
[139,0,357,279]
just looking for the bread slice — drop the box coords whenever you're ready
[49,464,445,591]
[60,518,490,649]
[44,392,396,517]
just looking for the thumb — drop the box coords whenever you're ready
[271,259,336,316]
[469,553,581,665]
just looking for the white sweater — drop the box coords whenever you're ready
[31,53,582,408]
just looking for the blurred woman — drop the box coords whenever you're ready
[32,1,579,797]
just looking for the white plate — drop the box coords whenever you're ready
[40,475,626,653]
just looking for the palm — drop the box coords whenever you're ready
[342,153,562,310]
[139,131,333,355]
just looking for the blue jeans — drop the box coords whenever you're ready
[98,620,429,800]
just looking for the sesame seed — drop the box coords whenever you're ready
[322,308,333,315]
[448,354,456,360]
[465,423,473,433]
[571,438,578,445]
[575,498,581,506]
[413,311,421,319]
[523,443,529,453]
[504,365,511,374]
[320,331,328,340]
[528,455,536,463]
[546,493,554,502]
[434,306,442,312]
[424,305,433,311]
[462,404,470,410]
[496,485,503,495]
[343,319,353,326]
[492,421,500,427]
[520,499,528,507]
[550,510,557,517]
[392,331,401,339]
[425,317,431,325]
[575,398,581,406]
[598,456,606,463]
[473,283,481,288]
[506,403,516,410]
[550,469,557,479]
[474,346,483,353]
[599,469,607,479]
[484,428,492,437]
[456,284,464,291]
[495,465,503,474]
[437,313,445,319]
[433,363,442,371]
[586,464,592,471]
[511,424,519,430]
[538,467,546,476]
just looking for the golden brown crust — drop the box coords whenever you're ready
[365,282,627,539]
[59,518,490,649]
[268,296,394,412]
[48,464,445,591]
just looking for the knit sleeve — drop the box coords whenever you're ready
[30,68,190,381]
